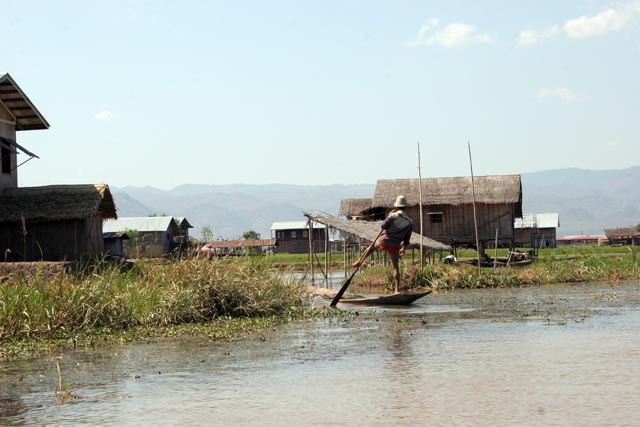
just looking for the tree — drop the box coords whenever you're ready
[637,222,640,233]
[201,226,214,243]
[242,230,261,240]
[242,230,261,256]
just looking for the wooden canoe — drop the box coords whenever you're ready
[338,290,432,306]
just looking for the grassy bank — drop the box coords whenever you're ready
[352,246,640,290]
[0,258,306,359]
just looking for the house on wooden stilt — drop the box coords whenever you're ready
[369,175,523,258]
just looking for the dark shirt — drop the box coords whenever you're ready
[379,210,413,248]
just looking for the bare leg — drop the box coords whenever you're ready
[388,250,401,293]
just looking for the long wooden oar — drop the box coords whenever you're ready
[330,229,383,307]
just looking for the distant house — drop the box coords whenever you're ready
[556,235,606,247]
[1,73,119,262]
[201,239,278,257]
[514,213,560,248]
[270,220,326,254]
[369,175,522,256]
[604,227,637,246]
[102,216,190,258]
[103,231,129,258]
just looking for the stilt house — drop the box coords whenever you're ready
[370,175,523,254]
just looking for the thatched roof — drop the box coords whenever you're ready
[0,184,117,222]
[0,73,50,131]
[338,198,372,217]
[305,212,451,252]
[372,175,522,208]
[604,227,637,238]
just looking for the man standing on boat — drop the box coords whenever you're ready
[375,195,413,293]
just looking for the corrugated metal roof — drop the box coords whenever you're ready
[103,216,176,233]
[515,213,559,229]
[270,220,325,230]
[0,73,50,131]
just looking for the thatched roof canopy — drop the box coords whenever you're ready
[338,198,372,217]
[372,175,522,213]
[0,184,117,222]
[305,212,451,252]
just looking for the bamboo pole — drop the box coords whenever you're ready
[324,225,329,286]
[308,219,314,285]
[494,227,499,270]
[468,141,482,276]
[417,142,424,270]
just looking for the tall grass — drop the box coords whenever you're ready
[0,258,305,341]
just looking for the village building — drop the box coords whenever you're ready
[368,175,523,257]
[556,235,607,247]
[200,238,278,258]
[1,73,118,262]
[604,227,637,246]
[514,213,560,248]
[102,231,129,258]
[270,220,326,254]
[102,216,191,258]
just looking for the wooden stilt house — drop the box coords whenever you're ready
[370,175,523,255]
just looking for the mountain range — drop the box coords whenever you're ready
[110,166,640,239]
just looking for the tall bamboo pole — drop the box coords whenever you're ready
[308,219,314,285]
[417,142,424,270]
[468,141,482,276]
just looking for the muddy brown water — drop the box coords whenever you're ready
[1,282,639,426]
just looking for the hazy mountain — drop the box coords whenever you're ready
[110,166,640,239]
[521,166,640,236]
[111,183,375,239]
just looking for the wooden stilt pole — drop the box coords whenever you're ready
[308,219,314,285]
[468,141,482,276]
[417,142,424,270]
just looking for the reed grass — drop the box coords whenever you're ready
[0,258,305,343]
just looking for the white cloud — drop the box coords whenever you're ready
[407,20,493,48]
[516,25,560,46]
[564,7,634,38]
[94,110,117,121]
[517,1,640,46]
[535,88,575,100]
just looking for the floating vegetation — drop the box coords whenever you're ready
[54,362,82,401]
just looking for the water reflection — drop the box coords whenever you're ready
[1,283,639,426]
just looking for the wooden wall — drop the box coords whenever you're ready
[0,216,105,261]
[0,102,17,190]
[404,202,516,246]
[274,228,326,254]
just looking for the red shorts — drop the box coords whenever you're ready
[376,243,399,254]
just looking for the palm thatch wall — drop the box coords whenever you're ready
[0,184,117,261]
[372,175,522,248]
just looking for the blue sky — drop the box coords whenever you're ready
[3,0,639,189]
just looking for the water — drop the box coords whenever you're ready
[1,283,639,426]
